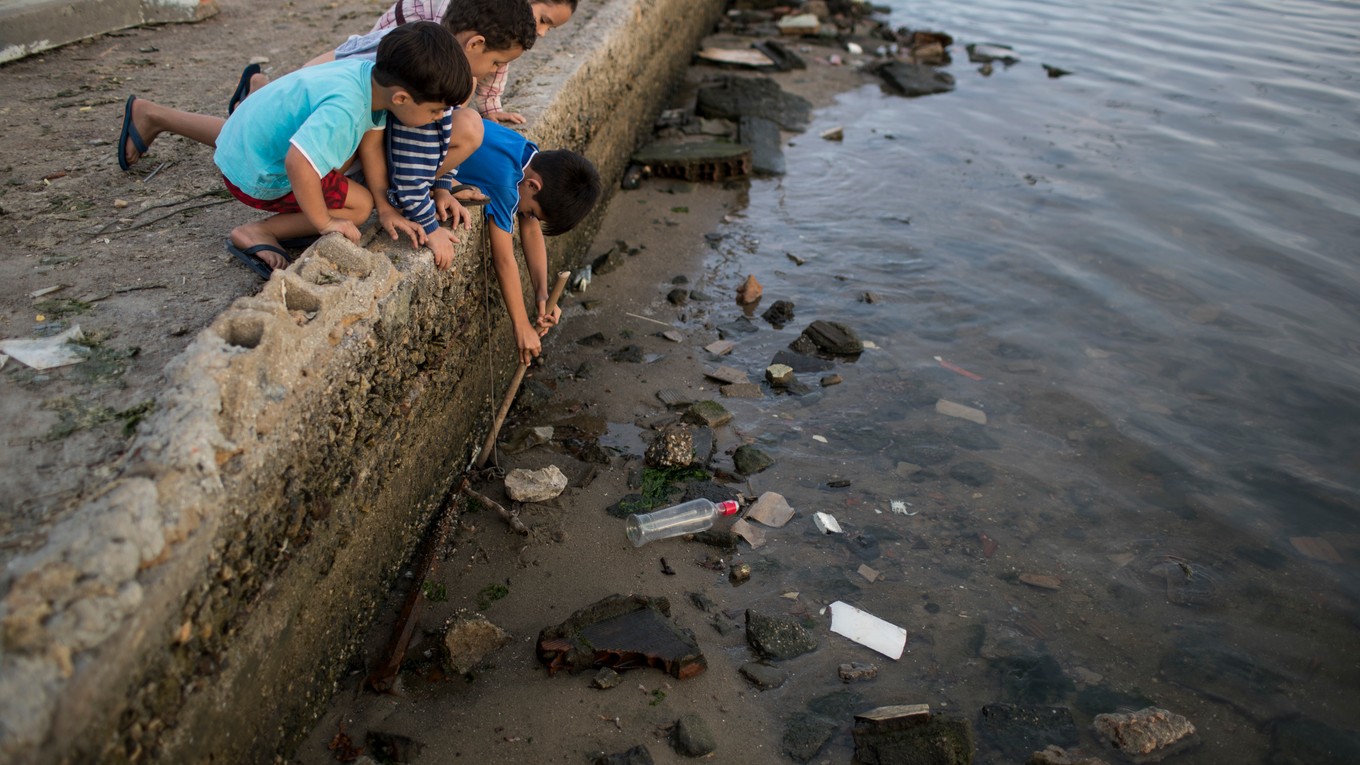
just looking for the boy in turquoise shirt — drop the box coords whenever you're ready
[118,22,472,278]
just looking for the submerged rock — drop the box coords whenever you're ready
[853,705,975,765]
[871,61,956,97]
[733,445,774,475]
[740,661,790,690]
[1092,707,1198,762]
[979,703,1079,760]
[790,319,863,357]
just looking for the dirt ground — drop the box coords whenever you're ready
[0,0,886,761]
[0,0,402,552]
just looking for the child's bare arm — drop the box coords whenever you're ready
[517,214,555,333]
[489,224,541,366]
[285,146,359,242]
[359,130,425,248]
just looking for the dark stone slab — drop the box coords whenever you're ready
[739,114,785,175]
[590,745,655,765]
[537,594,707,680]
[761,299,796,328]
[771,349,835,373]
[696,75,812,131]
[733,445,774,475]
[949,460,996,487]
[791,319,863,357]
[783,712,837,763]
[740,661,790,690]
[872,61,956,97]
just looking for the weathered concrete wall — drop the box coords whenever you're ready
[0,0,725,762]
[0,0,218,64]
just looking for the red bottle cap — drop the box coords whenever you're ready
[717,500,741,516]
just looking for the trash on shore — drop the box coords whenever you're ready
[937,398,988,425]
[1019,573,1062,590]
[704,364,749,384]
[697,47,775,68]
[748,492,795,527]
[705,339,735,356]
[857,564,881,583]
[820,126,844,141]
[813,512,842,534]
[732,518,767,548]
[0,324,85,370]
[536,594,707,679]
[829,601,907,659]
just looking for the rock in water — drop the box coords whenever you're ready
[746,609,817,659]
[1092,707,1198,762]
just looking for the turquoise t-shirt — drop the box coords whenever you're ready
[214,59,386,200]
[453,120,539,233]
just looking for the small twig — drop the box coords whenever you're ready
[141,160,170,183]
[100,198,232,237]
[625,312,672,327]
[461,485,528,536]
[113,283,167,294]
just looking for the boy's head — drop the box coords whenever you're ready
[519,150,601,237]
[374,21,473,123]
[530,0,576,38]
[442,0,538,81]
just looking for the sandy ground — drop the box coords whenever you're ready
[0,0,393,552]
[0,0,884,761]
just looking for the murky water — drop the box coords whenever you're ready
[695,0,1360,760]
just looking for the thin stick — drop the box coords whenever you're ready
[625,311,672,327]
[462,486,527,535]
[474,270,570,469]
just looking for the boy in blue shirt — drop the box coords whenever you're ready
[117,22,472,278]
[453,120,600,365]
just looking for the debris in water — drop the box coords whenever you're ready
[858,564,881,583]
[0,324,85,370]
[936,398,987,425]
[979,532,999,559]
[1289,536,1343,564]
[732,519,767,549]
[934,355,984,380]
[814,512,843,534]
[736,274,763,304]
[1019,573,1062,590]
[748,492,795,527]
[829,601,907,659]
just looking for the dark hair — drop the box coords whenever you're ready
[529,150,601,236]
[543,0,578,10]
[374,21,474,106]
[442,0,537,54]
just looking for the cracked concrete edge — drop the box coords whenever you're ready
[0,0,218,65]
[0,0,727,762]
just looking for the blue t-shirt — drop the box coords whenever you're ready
[454,120,539,233]
[214,59,386,200]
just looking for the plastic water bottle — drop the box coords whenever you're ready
[626,498,741,547]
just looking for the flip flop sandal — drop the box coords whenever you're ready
[118,95,150,172]
[448,183,488,206]
[225,240,291,280]
[227,63,262,116]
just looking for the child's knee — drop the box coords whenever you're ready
[345,181,375,216]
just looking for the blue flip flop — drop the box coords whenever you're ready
[227,63,261,115]
[118,95,149,172]
[225,240,291,280]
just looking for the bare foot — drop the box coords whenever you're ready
[247,72,269,97]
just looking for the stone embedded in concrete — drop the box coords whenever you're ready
[504,465,569,503]
[1092,707,1198,762]
[443,614,511,675]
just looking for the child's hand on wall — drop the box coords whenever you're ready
[378,206,427,248]
[432,189,472,231]
[321,217,362,244]
[484,110,526,126]
[427,228,456,270]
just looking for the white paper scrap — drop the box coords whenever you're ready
[0,325,85,370]
[813,512,842,534]
[829,601,906,659]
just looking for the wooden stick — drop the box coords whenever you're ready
[475,270,570,469]
[364,271,570,692]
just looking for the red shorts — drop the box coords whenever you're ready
[222,172,349,213]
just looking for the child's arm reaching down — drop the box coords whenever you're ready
[517,213,558,332]
[488,224,542,366]
[285,147,360,242]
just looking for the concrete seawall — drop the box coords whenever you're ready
[0,0,725,762]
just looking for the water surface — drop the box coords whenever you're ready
[696,0,1360,760]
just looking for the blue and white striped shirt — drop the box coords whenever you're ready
[385,110,458,235]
